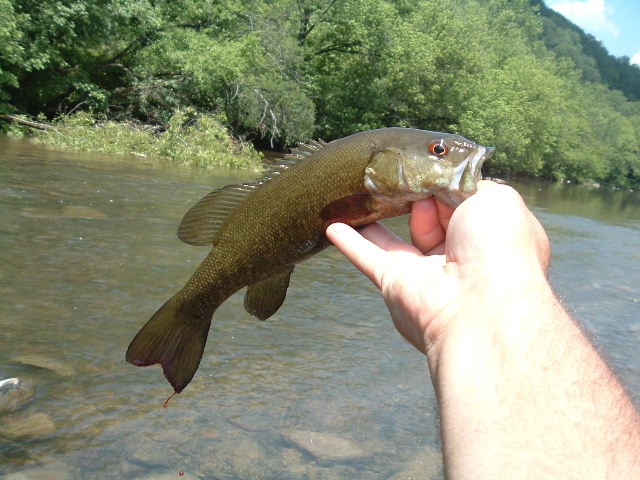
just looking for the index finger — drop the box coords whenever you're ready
[326,222,390,289]
[409,198,447,254]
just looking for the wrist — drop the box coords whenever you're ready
[421,261,640,477]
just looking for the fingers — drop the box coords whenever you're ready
[479,182,550,269]
[326,223,388,289]
[410,198,447,254]
[358,222,416,253]
[449,180,550,272]
[435,200,455,233]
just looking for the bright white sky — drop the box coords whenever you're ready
[545,0,640,65]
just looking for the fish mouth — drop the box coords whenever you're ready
[469,145,494,182]
[438,145,495,207]
[454,145,494,191]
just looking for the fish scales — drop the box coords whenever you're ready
[126,127,494,394]
[175,135,373,308]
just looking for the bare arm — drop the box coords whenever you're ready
[326,181,640,479]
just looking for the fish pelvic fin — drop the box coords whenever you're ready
[126,296,213,394]
[244,266,295,320]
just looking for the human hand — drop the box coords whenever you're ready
[325,180,550,354]
[329,181,640,478]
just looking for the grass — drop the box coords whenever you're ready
[33,110,263,170]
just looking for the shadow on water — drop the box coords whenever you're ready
[0,137,638,479]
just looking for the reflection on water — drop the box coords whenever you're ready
[512,179,640,228]
[0,137,639,479]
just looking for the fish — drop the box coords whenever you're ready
[126,127,494,394]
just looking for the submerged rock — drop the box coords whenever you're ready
[124,429,189,468]
[1,412,56,441]
[0,459,72,480]
[13,354,75,377]
[125,445,170,468]
[386,446,442,480]
[282,430,367,464]
[20,205,107,219]
[133,471,198,480]
[0,378,35,416]
[198,433,266,477]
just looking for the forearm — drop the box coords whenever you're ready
[325,193,640,478]
[427,273,640,479]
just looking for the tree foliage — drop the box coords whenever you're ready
[534,0,640,101]
[1,0,638,187]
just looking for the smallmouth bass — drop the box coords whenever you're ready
[126,127,493,394]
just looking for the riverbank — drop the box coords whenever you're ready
[2,112,638,191]
[0,111,262,170]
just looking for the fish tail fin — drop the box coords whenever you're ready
[125,295,214,394]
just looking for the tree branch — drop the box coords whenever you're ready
[0,115,56,131]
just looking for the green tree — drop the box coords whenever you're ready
[3,0,158,116]
[130,0,314,145]
[0,0,24,110]
[547,82,640,186]
[1,0,638,186]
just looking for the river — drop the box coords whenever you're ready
[0,137,638,479]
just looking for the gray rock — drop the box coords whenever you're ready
[282,430,367,464]
[133,472,197,480]
[0,459,72,480]
[125,444,171,468]
[20,205,106,219]
[0,412,56,441]
[0,378,35,415]
[13,354,76,377]
[124,429,190,468]
[199,433,267,477]
[386,446,443,480]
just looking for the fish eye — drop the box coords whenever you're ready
[429,140,449,157]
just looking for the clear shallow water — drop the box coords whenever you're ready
[0,138,638,479]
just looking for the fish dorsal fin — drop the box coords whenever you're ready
[177,183,258,246]
[284,140,327,161]
[178,140,327,246]
[244,266,295,320]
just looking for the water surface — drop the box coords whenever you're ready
[0,138,638,479]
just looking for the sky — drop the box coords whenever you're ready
[545,0,640,65]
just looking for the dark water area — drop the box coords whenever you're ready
[0,137,638,479]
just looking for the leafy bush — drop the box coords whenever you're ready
[35,110,262,169]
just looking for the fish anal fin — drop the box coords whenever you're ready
[244,266,295,320]
[126,296,213,393]
[321,193,412,229]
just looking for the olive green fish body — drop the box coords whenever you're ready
[126,128,493,393]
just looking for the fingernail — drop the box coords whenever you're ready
[326,222,349,235]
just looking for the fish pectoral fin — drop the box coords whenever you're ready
[320,193,411,229]
[320,193,375,227]
[126,295,213,394]
[244,266,295,320]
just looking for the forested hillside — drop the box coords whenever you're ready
[535,0,640,101]
[1,0,638,187]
